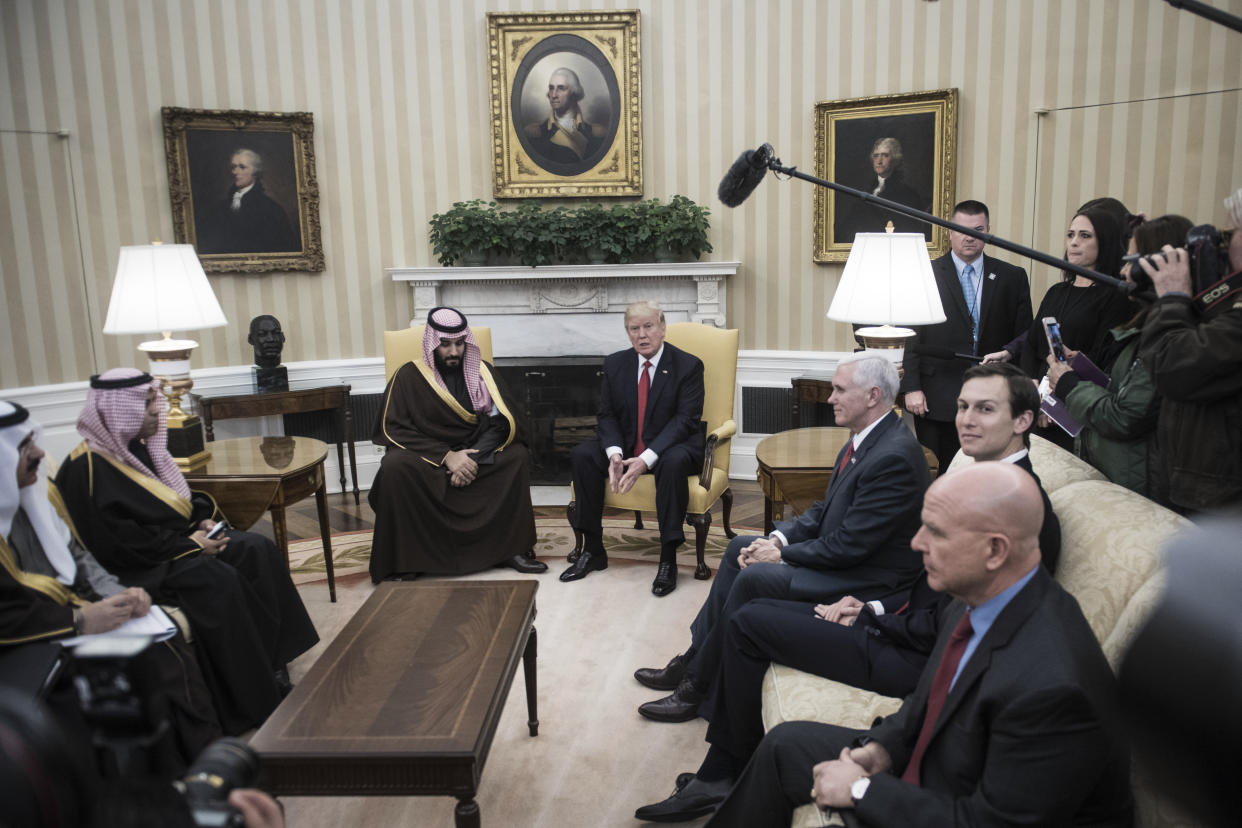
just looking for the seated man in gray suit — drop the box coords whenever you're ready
[634,354,930,722]
[706,463,1132,827]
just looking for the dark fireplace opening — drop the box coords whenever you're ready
[494,356,605,484]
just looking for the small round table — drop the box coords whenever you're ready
[755,426,938,533]
[183,436,337,601]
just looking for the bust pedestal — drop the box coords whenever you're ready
[253,365,289,393]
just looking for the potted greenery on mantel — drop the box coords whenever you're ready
[427,196,712,267]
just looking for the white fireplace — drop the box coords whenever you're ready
[387,261,738,356]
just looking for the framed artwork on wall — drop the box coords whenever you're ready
[487,10,642,198]
[812,89,958,263]
[162,107,324,273]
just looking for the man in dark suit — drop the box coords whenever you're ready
[564,301,706,595]
[705,463,1132,828]
[901,200,1033,467]
[633,354,929,720]
[633,361,1062,823]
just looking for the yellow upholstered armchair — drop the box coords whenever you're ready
[568,322,740,580]
[383,326,494,381]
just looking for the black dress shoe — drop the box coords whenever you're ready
[381,571,421,582]
[638,677,703,723]
[635,652,687,691]
[497,555,548,574]
[634,775,732,822]
[651,562,677,596]
[559,550,608,582]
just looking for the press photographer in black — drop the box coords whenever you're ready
[1137,216,1242,514]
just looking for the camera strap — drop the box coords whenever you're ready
[1194,269,1242,314]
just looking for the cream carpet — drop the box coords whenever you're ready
[279,520,754,828]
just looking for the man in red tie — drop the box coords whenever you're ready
[564,301,706,595]
[705,463,1133,827]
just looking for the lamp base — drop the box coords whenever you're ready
[854,325,915,381]
[167,414,211,471]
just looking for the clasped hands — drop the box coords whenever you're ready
[444,448,480,487]
[813,595,864,625]
[810,742,892,810]
[737,536,782,569]
[608,453,649,495]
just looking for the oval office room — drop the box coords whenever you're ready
[2,2,1241,826]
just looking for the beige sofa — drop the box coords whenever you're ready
[760,435,1197,827]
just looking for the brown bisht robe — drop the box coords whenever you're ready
[53,445,318,734]
[368,359,536,580]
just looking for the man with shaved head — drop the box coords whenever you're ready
[706,463,1133,827]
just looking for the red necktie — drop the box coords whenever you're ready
[634,360,652,455]
[834,440,854,476]
[901,611,974,785]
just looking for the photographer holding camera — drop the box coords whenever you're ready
[1137,202,1242,514]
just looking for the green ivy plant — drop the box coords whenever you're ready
[427,200,505,266]
[428,196,713,266]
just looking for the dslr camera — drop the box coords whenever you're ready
[71,636,260,827]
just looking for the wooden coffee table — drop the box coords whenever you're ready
[756,426,938,532]
[250,581,539,828]
[183,436,336,601]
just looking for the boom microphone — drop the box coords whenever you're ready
[717,143,774,207]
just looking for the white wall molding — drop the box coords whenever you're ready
[5,348,850,492]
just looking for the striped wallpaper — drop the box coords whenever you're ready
[2,0,1241,389]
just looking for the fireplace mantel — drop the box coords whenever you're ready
[388,261,738,329]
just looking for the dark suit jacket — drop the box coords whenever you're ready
[858,568,1133,827]
[595,342,706,461]
[774,411,929,602]
[854,453,1062,679]
[901,253,1033,422]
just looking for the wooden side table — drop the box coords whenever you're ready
[195,385,360,505]
[790,373,834,429]
[184,436,337,602]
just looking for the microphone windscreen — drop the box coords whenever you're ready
[718,148,768,207]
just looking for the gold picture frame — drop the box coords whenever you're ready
[813,89,958,263]
[162,107,324,273]
[487,10,642,198]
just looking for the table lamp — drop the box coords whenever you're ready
[102,242,227,470]
[826,223,945,367]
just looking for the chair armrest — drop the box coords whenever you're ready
[698,419,738,486]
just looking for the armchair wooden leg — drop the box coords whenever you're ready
[686,512,713,580]
[633,510,644,530]
[721,487,737,539]
[566,500,584,563]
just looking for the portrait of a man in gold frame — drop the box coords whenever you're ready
[163,107,324,273]
[488,10,642,198]
[813,89,958,263]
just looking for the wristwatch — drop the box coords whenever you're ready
[850,776,871,804]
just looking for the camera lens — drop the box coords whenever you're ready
[181,737,259,803]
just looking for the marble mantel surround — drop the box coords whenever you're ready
[388,261,738,357]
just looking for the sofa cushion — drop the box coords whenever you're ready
[762,666,902,733]
[1049,480,1189,657]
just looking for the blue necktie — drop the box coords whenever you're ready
[960,263,980,354]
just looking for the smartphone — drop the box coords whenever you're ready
[205,519,230,539]
[1042,317,1067,362]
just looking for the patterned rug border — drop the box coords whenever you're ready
[287,514,763,584]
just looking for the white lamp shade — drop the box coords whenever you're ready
[102,244,227,335]
[826,232,946,326]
